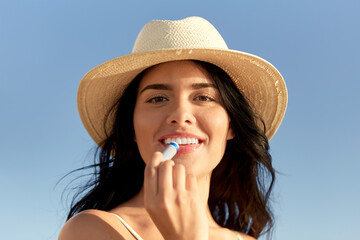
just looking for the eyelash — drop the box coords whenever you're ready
[193,95,216,102]
[146,96,168,103]
[146,94,216,104]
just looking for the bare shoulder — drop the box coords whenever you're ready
[58,209,131,240]
[239,232,256,240]
[211,227,257,240]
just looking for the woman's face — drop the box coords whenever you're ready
[133,61,233,177]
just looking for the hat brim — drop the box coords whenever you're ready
[77,48,287,146]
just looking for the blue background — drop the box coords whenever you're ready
[1,0,359,239]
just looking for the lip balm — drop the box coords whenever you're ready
[161,142,179,162]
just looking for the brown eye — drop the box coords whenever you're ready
[147,96,168,103]
[194,95,215,102]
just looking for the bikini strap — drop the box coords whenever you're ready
[236,231,244,240]
[111,212,243,240]
[110,213,144,240]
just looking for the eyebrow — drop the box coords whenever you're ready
[191,83,217,89]
[139,84,171,94]
[139,83,217,94]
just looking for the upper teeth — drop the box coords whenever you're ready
[164,137,199,145]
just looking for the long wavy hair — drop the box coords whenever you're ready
[66,60,275,238]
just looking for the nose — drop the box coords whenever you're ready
[166,101,196,126]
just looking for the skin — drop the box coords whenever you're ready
[58,61,256,240]
[134,60,234,176]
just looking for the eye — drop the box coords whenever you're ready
[194,95,215,102]
[146,96,168,103]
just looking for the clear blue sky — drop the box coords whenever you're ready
[1,0,359,239]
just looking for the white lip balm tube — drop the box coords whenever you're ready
[161,142,179,162]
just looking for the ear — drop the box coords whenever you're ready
[226,124,235,140]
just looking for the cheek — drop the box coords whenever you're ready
[203,108,230,139]
[133,107,147,157]
[133,105,157,136]
[133,109,148,136]
[133,108,143,141]
[133,106,162,162]
[203,108,230,160]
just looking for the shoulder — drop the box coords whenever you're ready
[211,227,257,240]
[58,209,130,240]
[238,232,256,240]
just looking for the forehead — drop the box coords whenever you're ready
[139,60,213,86]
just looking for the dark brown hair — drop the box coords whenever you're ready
[66,60,275,238]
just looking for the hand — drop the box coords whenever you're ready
[144,152,209,240]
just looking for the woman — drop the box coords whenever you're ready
[59,17,287,240]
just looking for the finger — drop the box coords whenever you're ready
[173,163,186,191]
[186,173,198,194]
[144,152,163,200]
[157,160,175,196]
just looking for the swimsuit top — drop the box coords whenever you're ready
[111,213,244,240]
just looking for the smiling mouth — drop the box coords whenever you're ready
[162,137,200,145]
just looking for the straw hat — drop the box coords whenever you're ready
[77,16,287,146]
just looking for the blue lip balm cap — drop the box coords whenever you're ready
[169,142,179,151]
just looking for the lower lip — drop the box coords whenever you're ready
[161,142,202,154]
